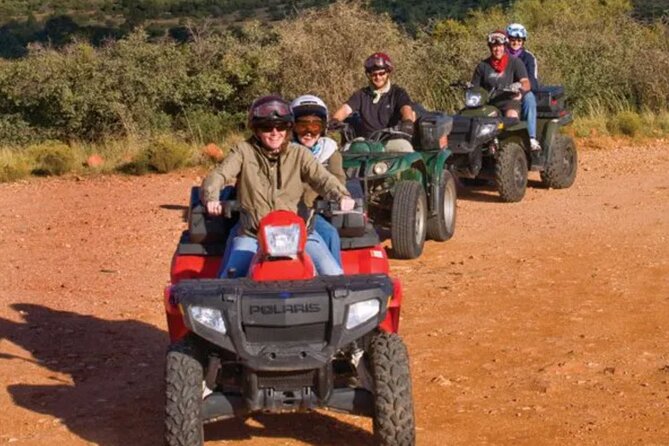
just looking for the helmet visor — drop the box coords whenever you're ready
[487,32,508,45]
[252,99,292,120]
[294,119,324,136]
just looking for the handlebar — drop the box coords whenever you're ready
[219,200,240,218]
[449,80,473,89]
[314,198,364,216]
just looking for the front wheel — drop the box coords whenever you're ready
[495,141,528,202]
[541,134,578,189]
[426,170,457,241]
[165,338,205,446]
[391,181,427,259]
[368,332,416,446]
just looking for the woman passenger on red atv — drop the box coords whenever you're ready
[471,30,530,120]
[201,95,354,278]
[291,94,345,267]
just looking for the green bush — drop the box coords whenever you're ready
[178,109,245,145]
[572,115,609,138]
[140,135,193,173]
[0,150,31,182]
[607,111,643,137]
[656,113,669,134]
[28,141,76,175]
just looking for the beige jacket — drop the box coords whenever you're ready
[201,138,349,236]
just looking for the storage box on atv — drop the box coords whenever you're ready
[415,112,453,150]
[536,86,566,118]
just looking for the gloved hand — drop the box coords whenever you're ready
[327,118,343,131]
[508,82,523,93]
[399,119,414,136]
[339,196,356,211]
[206,200,223,216]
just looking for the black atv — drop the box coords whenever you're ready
[447,82,578,202]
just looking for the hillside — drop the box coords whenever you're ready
[1,0,667,58]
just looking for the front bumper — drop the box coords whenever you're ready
[171,275,393,371]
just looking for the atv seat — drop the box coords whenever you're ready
[330,211,367,238]
[340,223,380,250]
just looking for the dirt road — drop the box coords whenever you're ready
[1,139,668,445]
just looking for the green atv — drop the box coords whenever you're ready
[335,113,457,259]
[447,83,577,202]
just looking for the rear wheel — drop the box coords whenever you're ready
[165,337,205,446]
[369,332,416,446]
[541,134,578,189]
[391,181,427,259]
[495,141,528,202]
[426,170,457,241]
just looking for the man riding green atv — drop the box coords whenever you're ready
[447,82,577,202]
[331,114,456,260]
[330,51,456,259]
[446,30,577,202]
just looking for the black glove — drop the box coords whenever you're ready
[399,119,414,136]
[327,118,343,131]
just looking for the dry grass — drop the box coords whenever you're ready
[0,149,31,183]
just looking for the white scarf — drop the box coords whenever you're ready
[372,81,392,104]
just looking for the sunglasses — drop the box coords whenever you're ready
[368,70,388,78]
[257,122,292,132]
[294,119,324,136]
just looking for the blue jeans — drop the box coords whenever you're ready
[313,214,342,267]
[522,91,538,139]
[220,230,343,278]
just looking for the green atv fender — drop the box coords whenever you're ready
[537,113,574,165]
[421,149,453,215]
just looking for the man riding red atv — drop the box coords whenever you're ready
[163,95,416,446]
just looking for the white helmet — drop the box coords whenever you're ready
[290,95,328,122]
[506,23,528,40]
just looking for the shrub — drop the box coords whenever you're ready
[572,115,609,138]
[141,135,194,173]
[178,109,245,145]
[656,112,669,134]
[0,150,31,182]
[28,140,76,175]
[607,111,643,137]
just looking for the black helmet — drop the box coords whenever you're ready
[248,95,294,130]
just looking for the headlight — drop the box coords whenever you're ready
[190,306,226,334]
[346,299,381,329]
[465,90,483,108]
[372,161,389,175]
[477,123,498,138]
[264,223,300,257]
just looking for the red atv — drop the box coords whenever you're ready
[163,187,415,446]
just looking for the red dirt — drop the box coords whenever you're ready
[1,140,668,445]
